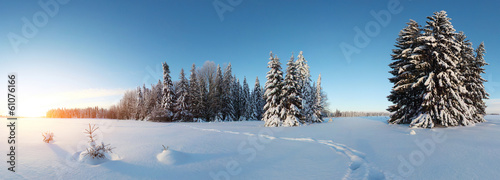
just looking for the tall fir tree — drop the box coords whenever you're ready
[174,69,193,122]
[456,32,479,123]
[263,52,285,127]
[388,12,488,128]
[242,77,252,120]
[471,42,488,122]
[189,64,202,120]
[150,80,164,121]
[387,20,422,124]
[295,51,314,123]
[220,63,233,121]
[282,55,301,126]
[208,65,223,121]
[162,62,176,122]
[198,74,210,122]
[412,11,472,127]
[312,74,324,123]
[230,77,243,121]
[252,77,265,120]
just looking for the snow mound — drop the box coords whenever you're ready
[410,130,416,135]
[156,149,188,165]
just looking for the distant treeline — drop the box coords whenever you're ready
[46,107,113,119]
[327,109,390,117]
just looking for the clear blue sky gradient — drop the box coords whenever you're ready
[1,0,499,116]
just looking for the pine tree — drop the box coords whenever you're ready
[295,51,313,123]
[456,32,479,123]
[174,69,193,122]
[248,83,256,120]
[388,12,488,128]
[242,77,252,120]
[412,11,472,128]
[456,36,489,123]
[220,63,233,121]
[283,55,302,126]
[162,62,175,122]
[198,75,210,122]
[263,52,285,127]
[210,65,223,121]
[252,77,265,120]
[189,64,201,120]
[387,20,422,124]
[470,42,489,122]
[148,80,164,121]
[312,74,324,123]
[230,77,243,121]
[302,84,316,124]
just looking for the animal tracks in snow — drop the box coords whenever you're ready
[183,125,388,180]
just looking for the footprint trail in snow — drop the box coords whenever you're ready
[183,125,389,180]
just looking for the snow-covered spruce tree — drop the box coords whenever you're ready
[242,77,252,120]
[247,80,256,120]
[209,65,223,121]
[470,42,489,122]
[238,79,246,121]
[220,63,233,121]
[302,84,316,123]
[312,74,324,123]
[456,32,481,123]
[189,64,201,120]
[162,62,176,122]
[149,80,164,121]
[387,19,423,124]
[456,35,489,123]
[411,11,472,128]
[282,55,302,126]
[472,42,490,122]
[174,69,193,122]
[295,51,314,123]
[252,77,265,120]
[198,74,210,122]
[263,52,285,127]
[230,77,243,121]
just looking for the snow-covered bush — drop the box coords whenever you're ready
[42,131,54,143]
[82,124,114,159]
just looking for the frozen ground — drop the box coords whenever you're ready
[2,116,500,179]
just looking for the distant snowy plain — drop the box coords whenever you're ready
[2,116,500,179]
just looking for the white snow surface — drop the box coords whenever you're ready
[2,116,500,179]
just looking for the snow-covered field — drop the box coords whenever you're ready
[2,116,500,179]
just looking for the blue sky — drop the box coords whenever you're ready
[0,0,499,117]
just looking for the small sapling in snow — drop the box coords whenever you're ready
[82,124,114,159]
[42,131,54,143]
